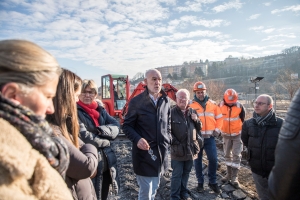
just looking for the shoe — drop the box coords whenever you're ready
[221,166,232,183]
[196,183,204,193]
[231,167,240,188]
[208,183,220,194]
[181,196,192,200]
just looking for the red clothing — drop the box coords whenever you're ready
[77,100,100,126]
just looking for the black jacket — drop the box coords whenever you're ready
[77,102,120,197]
[171,106,202,161]
[122,88,171,177]
[268,89,300,200]
[241,113,283,178]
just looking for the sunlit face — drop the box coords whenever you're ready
[195,90,206,101]
[144,70,162,96]
[16,76,59,119]
[176,91,189,110]
[79,85,97,105]
[254,96,272,117]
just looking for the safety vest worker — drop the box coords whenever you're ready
[189,82,223,138]
[190,81,223,194]
[218,88,245,188]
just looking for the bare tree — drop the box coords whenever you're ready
[205,80,225,103]
[277,68,300,100]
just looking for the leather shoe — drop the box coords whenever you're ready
[196,183,204,193]
[208,183,220,194]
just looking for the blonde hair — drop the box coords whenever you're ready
[0,39,61,90]
[81,79,98,95]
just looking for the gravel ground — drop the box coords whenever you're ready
[108,137,259,200]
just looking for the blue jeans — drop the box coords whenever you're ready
[194,136,218,184]
[136,175,160,200]
[170,159,193,200]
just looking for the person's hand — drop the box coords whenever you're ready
[137,138,150,150]
[212,130,220,137]
[191,113,198,121]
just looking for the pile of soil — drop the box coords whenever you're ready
[108,138,259,200]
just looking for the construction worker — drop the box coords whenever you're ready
[218,89,245,188]
[190,81,223,194]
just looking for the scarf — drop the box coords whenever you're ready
[194,94,209,109]
[0,93,69,179]
[77,100,100,126]
[253,108,274,126]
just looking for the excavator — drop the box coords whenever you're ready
[100,74,178,126]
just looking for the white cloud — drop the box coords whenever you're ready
[263,2,271,6]
[212,0,243,13]
[1,0,299,80]
[247,14,261,20]
[244,46,266,51]
[175,0,216,12]
[249,26,264,31]
[262,34,296,41]
[271,5,300,14]
[262,28,275,34]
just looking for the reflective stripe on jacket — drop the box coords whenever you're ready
[190,99,223,137]
[219,101,243,136]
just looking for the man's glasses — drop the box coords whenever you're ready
[81,91,96,96]
[177,96,188,101]
[148,148,157,161]
[253,102,268,106]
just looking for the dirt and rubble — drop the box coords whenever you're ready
[107,137,259,200]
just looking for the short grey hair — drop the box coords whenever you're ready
[176,89,190,100]
[257,94,273,105]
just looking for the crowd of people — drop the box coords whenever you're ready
[0,39,299,200]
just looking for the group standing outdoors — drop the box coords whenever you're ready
[1,38,295,200]
[123,72,286,200]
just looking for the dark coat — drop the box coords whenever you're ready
[52,126,98,200]
[268,89,300,200]
[77,102,120,198]
[77,102,120,148]
[171,106,202,161]
[241,113,283,178]
[122,88,171,177]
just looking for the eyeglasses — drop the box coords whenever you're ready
[148,148,157,161]
[81,91,96,96]
[253,102,268,106]
[177,96,188,101]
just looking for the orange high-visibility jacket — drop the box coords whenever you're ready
[219,101,243,136]
[190,99,223,137]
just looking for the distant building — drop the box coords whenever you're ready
[156,62,207,79]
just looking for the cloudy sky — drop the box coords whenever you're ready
[1,0,299,86]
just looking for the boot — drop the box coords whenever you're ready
[231,167,240,188]
[221,166,232,183]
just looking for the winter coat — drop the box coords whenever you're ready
[52,125,98,200]
[241,113,283,178]
[268,89,300,200]
[122,87,172,177]
[77,102,120,197]
[0,118,72,200]
[170,106,202,161]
